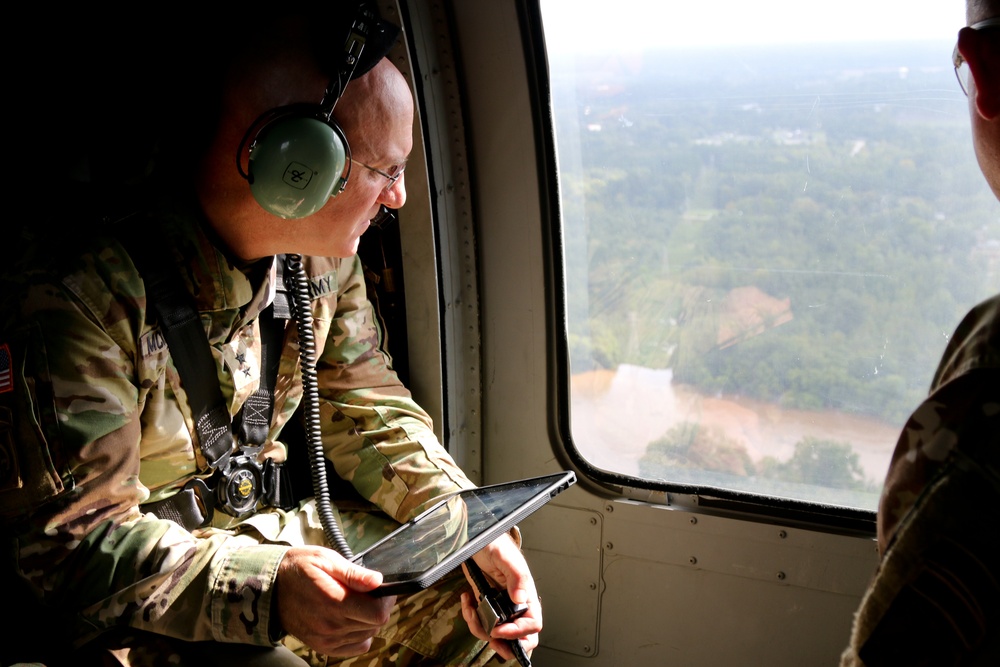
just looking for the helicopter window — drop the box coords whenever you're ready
[540,0,998,511]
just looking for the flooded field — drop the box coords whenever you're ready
[570,365,904,485]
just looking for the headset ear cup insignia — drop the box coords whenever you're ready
[247,116,349,219]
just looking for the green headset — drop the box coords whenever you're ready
[237,2,399,219]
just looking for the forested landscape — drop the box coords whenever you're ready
[552,41,999,503]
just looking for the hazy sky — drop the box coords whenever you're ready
[540,1,966,51]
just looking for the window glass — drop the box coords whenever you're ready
[540,0,999,509]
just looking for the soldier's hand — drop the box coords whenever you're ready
[275,545,396,656]
[460,533,542,662]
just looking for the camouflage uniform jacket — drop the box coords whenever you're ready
[877,293,1000,554]
[0,196,474,654]
[840,295,999,665]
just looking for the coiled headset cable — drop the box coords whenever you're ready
[284,252,354,559]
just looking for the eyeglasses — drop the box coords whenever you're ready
[953,17,1000,96]
[351,159,406,193]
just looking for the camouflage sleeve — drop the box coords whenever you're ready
[306,255,475,523]
[0,250,287,649]
[841,297,1000,665]
[876,295,1000,553]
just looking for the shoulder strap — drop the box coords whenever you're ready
[234,282,286,448]
[129,240,235,468]
[123,235,286,468]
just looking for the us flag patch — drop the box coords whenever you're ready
[0,343,11,394]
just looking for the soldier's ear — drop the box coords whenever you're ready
[959,26,1000,120]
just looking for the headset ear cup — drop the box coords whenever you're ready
[247,116,349,219]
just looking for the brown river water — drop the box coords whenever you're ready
[570,365,902,484]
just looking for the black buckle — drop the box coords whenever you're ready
[140,477,215,531]
[181,477,215,528]
[215,451,265,519]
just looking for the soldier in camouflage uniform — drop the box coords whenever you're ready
[840,2,1000,665]
[0,7,540,666]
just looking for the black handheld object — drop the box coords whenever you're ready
[350,471,576,596]
[465,558,532,667]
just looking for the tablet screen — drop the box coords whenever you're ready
[351,472,575,593]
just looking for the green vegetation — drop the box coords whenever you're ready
[558,43,999,428]
[758,437,871,491]
[639,422,756,478]
[556,43,998,502]
[640,423,875,492]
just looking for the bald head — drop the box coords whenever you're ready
[334,59,414,165]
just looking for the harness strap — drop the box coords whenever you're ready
[234,259,289,448]
[140,479,214,529]
[136,247,235,468]
[124,226,293,529]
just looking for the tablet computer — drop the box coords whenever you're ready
[351,470,576,596]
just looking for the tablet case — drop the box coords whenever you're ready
[351,471,577,596]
